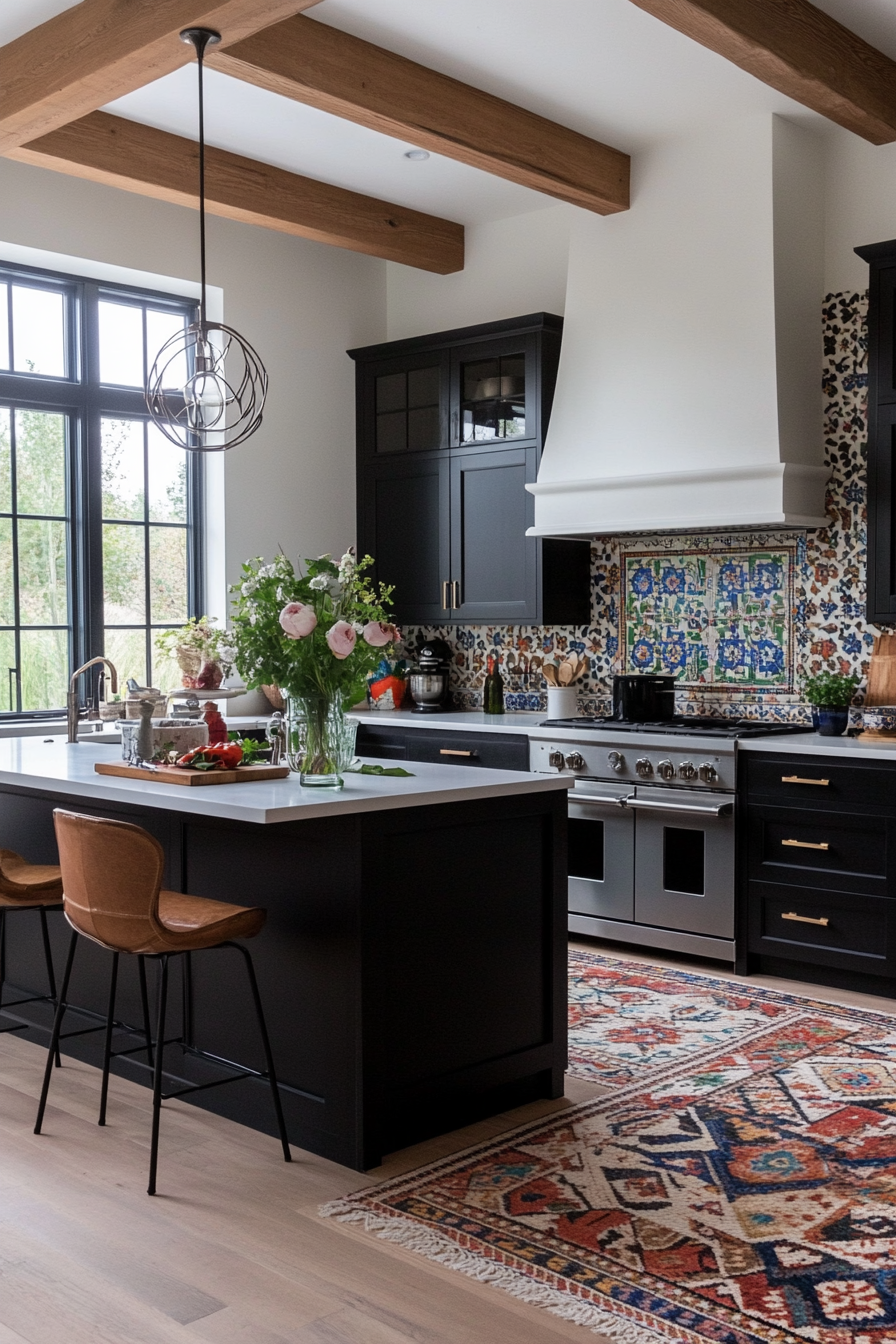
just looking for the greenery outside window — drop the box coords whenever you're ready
[0,263,202,715]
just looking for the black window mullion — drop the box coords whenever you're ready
[9,410,20,712]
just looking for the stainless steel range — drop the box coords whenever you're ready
[529,716,806,963]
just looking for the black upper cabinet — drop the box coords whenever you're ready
[350,313,590,627]
[855,240,896,625]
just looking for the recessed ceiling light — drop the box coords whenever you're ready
[404,150,430,161]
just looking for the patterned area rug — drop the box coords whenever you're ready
[322,950,896,1343]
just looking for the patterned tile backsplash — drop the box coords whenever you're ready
[403,292,880,722]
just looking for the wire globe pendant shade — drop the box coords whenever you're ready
[145,28,268,452]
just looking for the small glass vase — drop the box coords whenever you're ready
[285,693,358,789]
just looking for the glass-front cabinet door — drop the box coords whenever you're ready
[451,334,537,448]
[360,352,449,459]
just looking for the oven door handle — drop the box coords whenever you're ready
[571,793,635,808]
[624,797,733,818]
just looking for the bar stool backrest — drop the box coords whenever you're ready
[53,809,166,953]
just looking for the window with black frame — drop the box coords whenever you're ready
[0,264,202,715]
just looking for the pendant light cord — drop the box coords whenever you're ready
[196,33,209,328]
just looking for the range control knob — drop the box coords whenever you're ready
[678,760,698,781]
[699,762,718,783]
[548,750,564,770]
[607,751,625,773]
[657,758,675,781]
[565,752,585,771]
[635,757,653,778]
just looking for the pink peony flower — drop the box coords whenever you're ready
[362,621,401,648]
[326,621,356,659]
[279,602,317,639]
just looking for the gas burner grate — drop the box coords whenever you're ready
[539,717,810,739]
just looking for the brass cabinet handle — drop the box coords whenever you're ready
[781,775,829,786]
[781,911,830,927]
[440,748,475,757]
[451,579,460,609]
[782,838,830,850]
[441,580,450,610]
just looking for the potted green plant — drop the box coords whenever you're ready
[803,670,859,736]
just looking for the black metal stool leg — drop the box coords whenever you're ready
[34,929,78,1134]
[98,952,119,1127]
[38,907,61,1068]
[0,908,6,1014]
[232,943,291,1163]
[137,956,154,1067]
[147,955,169,1196]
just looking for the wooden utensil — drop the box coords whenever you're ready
[865,633,896,706]
[543,662,559,686]
[558,660,574,686]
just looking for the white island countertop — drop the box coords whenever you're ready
[0,736,571,825]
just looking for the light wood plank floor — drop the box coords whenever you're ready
[0,938,890,1344]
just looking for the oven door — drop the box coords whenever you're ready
[629,786,735,937]
[568,781,635,921]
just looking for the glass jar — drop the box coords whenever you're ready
[285,693,358,788]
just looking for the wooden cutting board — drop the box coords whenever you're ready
[95,762,290,786]
[864,633,896,706]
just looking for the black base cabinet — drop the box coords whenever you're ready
[0,782,567,1171]
[351,314,591,628]
[356,723,529,772]
[738,751,896,993]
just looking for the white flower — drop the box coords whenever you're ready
[220,645,236,664]
[249,610,257,625]
[259,563,275,579]
[327,579,342,598]
[241,579,257,596]
[309,574,329,590]
[352,621,364,633]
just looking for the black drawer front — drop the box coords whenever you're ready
[748,880,896,976]
[743,754,896,813]
[356,725,529,772]
[747,804,891,894]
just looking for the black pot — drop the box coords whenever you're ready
[612,674,676,723]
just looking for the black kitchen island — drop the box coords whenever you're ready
[0,739,570,1170]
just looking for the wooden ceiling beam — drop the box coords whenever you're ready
[629,0,896,144]
[9,111,464,274]
[0,0,323,155]
[208,14,630,215]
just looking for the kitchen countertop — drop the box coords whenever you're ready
[0,714,272,741]
[739,731,896,762]
[352,708,546,736]
[0,735,571,824]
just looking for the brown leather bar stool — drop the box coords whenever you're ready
[35,810,291,1195]
[0,849,64,1053]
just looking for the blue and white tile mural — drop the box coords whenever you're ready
[404,293,882,721]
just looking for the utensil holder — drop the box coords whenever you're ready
[546,687,577,718]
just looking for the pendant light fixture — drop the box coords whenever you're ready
[145,27,268,451]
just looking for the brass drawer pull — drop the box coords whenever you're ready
[781,775,829,786]
[781,911,830,927]
[440,748,475,758]
[782,838,829,850]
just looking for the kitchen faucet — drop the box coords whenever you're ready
[67,658,119,743]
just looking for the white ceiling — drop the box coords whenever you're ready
[4,0,896,227]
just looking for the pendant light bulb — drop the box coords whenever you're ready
[144,26,268,451]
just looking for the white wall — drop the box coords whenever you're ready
[824,128,896,295]
[0,157,386,616]
[385,203,572,340]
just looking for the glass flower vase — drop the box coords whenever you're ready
[285,693,358,789]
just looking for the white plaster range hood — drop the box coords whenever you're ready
[527,116,830,538]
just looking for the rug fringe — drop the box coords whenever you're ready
[319,1199,684,1344]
